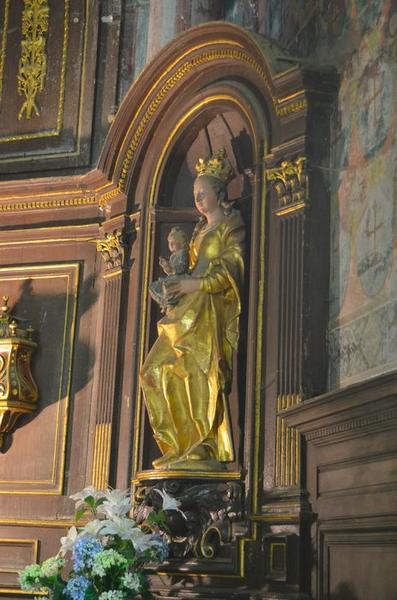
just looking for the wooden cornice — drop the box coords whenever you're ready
[0,168,127,227]
[283,371,397,445]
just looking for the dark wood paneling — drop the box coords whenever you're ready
[285,371,397,599]
[320,525,397,600]
[0,263,80,494]
[0,538,37,588]
[0,226,100,513]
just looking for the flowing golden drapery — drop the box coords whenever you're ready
[140,210,245,469]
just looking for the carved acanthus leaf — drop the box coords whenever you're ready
[96,230,126,271]
[266,156,308,215]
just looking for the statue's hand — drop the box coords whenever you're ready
[159,256,171,274]
[166,278,201,298]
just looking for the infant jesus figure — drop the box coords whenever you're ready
[149,226,190,313]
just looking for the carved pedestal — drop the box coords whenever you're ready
[134,476,243,561]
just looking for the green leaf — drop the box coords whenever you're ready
[84,586,99,600]
[75,508,87,521]
[84,496,96,507]
[147,509,167,527]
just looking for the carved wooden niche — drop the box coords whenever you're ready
[99,20,337,585]
[141,105,258,473]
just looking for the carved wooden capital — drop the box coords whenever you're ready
[266,157,308,217]
[96,229,126,271]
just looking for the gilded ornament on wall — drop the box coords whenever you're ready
[17,0,50,120]
[96,230,126,271]
[266,156,308,215]
[0,296,39,449]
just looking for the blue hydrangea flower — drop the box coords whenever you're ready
[72,537,102,572]
[63,575,91,600]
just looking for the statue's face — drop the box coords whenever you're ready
[167,235,180,253]
[193,177,219,216]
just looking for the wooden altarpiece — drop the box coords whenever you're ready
[92,23,337,598]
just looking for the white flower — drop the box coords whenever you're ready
[100,517,137,540]
[70,486,105,508]
[80,519,104,537]
[58,526,79,556]
[129,528,161,553]
[99,488,131,518]
[154,489,186,518]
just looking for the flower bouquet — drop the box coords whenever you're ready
[19,487,168,600]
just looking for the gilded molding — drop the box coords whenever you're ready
[91,423,112,489]
[275,201,307,217]
[0,195,97,212]
[275,394,302,488]
[0,518,75,527]
[0,0,10,105]
[118,47,305,191]
[98,188,121,208]
[96,229,126,271]
[17,0,50,120]
[135,470,241,482]
[56,0,68,131]
[277,99,307,117]
[266,156,308,215]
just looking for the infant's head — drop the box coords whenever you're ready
[167,226,189,253]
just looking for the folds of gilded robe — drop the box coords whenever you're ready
[140,209,245,468]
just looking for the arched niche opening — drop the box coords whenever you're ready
[124,69,270,482]
[141,104,259,472]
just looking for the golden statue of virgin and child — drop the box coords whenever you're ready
[140,148,245,471]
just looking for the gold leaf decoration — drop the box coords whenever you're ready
[0,0,10,106]
[17,0,50,120]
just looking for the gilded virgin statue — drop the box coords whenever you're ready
[140,148,245,471]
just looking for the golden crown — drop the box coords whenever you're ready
[195,147,235,185]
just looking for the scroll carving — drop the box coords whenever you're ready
[17,0,50,120]
[134,480,242,560]
[266,157,308,216]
